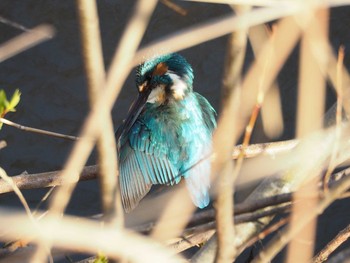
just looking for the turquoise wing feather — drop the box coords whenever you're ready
[118,93,216,212]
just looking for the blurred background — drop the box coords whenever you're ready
[0,1,350,261]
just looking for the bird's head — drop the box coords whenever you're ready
[136,53,194,104]
[117,53,194,139]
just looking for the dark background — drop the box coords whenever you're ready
[0,1,350,262]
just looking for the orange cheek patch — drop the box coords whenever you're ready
[152,62,168,76]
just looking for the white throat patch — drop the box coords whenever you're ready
[147,85,165,103]
[145,71,188,104]
[167,72,187,100]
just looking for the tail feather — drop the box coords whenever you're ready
[184,156,210,209]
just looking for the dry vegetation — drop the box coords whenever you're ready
[1,0,350,262]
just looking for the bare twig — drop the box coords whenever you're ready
[0,24,55,63]
[0,117,78,141]
[252,166,350,263]
[0,168,53,263]
[0,168,34,223]
[161,0,188,15]
[243,217,290,250]
[170,230,215,253]
[0,15,32,32]
[313,224,350,263]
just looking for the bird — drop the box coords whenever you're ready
[116,53,216,212]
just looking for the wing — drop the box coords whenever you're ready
[118,120,180,212]
[181,93,216,208]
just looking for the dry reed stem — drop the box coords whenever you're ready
[215,5,250,263]
[323,46,345,191]
[286,7,329,263]
[0,24,55,63]
[249,25,283,138]
[0,209,184,263]
[76,0,122,226]
[133,5,303,66]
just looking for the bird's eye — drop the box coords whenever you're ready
[145,73,152,82]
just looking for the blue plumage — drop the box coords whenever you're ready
[117,53,216,212]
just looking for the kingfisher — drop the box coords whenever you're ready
[116,53,216,212]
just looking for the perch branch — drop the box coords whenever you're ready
[0,118,78,141]
[313,224,350,263]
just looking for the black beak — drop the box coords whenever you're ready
[116,89,151,141]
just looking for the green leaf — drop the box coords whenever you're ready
[0,90,7,108]
[7,89,21,112]
[93,253,108,263]
[0,90,7,118]
[0,89,21,129]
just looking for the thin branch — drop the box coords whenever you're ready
[0,165,98,195]
[0,117,78,141]
[170,230,215,253]
[313,224,350,263]
[243,217,290,250]
[0,15,32,32]
[161,0,188,15]
[0,168,53,263]
[251,167,350,263]
[0,24,55,63]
